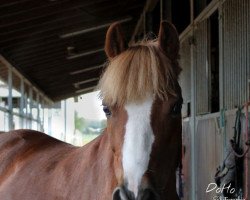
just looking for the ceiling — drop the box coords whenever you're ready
[0,0,146,102]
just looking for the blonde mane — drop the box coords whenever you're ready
[98,40,181,106]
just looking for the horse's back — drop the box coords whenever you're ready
[0,129,78,200]
[0,129,73,160]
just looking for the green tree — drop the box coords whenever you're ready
[74,111,86,134]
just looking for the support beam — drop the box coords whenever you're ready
[60,17,132,39]
[73,78,99,89]
[69,64,104,75]
[75,86,96,94]
[67,48,104,60]
[190,0,196,199]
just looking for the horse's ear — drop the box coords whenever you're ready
[105,22,127,59]
[158,21,179,60]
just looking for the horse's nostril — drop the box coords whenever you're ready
[112,187,122,200]
[112,187,159,200]
[112,187,135,200]
[137,188,159,200]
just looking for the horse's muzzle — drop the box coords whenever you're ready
[112,186,159,200]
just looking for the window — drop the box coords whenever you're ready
[194,0,212,18]
[209,11,219,113]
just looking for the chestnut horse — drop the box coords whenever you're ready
[0,21,182,200]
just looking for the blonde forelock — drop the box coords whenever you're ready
[97,41,179,106]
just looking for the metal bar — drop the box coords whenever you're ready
[36,94,40,130]
[218,3,224,110]
[42,99,45,131]
[69,64,104,75]
[7,67,13,130]
[48,106,52,135]
[60,17,132,39]
[67,48,104,60]
[218,2,226,162]
[64,100,66,141]
[20,77,24,128]
[29,87,33,129]
[190,0,196,198]
[190,40,197,200]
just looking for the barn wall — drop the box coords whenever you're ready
[179,0,250,199]
[222,0,250,109]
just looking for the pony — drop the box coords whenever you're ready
[0,21,182,200]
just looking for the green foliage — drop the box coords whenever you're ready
[74,111,86,133]
[74,111,106,135]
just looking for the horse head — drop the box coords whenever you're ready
[98,21,182,200]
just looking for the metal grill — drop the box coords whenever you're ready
[222,0,250,109]
[195,19,210,114]
[195,116,223,200]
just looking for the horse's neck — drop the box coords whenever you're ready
[76,131,116,197]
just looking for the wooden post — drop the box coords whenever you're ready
[190,0,197,199]
[160,0,172,21]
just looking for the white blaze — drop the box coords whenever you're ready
[122,97,155,197]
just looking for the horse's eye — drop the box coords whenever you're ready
[103,106,111,117]
[171,103,182,115]
[171,98,183,116]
